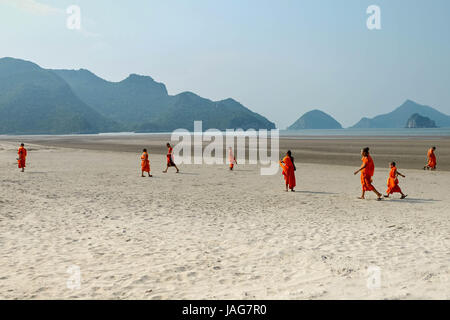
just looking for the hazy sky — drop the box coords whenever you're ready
[1,0,449,128]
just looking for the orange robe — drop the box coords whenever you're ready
[167,147,175,166]
[228,149,236,169]
[361,155,375,191]
[386,167,402,194]
[427,149,436,168]
[280,155,296,189]
[17,147,27,169]
[141,152,150,172]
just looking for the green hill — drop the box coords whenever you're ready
[287,110,342,130]
[0,57,275,134]
[0,57,119,134]
[53,69,275,132]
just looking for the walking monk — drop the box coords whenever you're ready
[163,143,179,173]
[424,146,437,170]
[17,143,27,172]
[228,147,237,171]
[140,149,152,177]
[279,150,296,192]
[354,147,382,200]
[384,162,407,199]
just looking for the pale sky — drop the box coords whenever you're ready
[1,0,449,128]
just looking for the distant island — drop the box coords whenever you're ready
[0,57,275,134]
[405,113,437,128]
[351,100,450,128]
[287,110,342,130]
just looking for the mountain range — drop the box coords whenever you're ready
[351,100,450,128]
[0,57,275,134]
[1,57,450,134]
[287,100,450,130]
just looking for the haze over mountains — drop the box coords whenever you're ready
[1,57,450,134]
[287,100,450,130]
[351,100,450,129]
[0,57,275,134]
[0,58,117,134]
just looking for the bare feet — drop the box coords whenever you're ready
[357,197,365,199]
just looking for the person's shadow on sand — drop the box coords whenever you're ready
[387,198,439,204]
[175,172,199,176]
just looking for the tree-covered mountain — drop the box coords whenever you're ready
[287,110,342,130]
[51,69,170,127]
[0,57,275,134]
[351,100,450,128]
[0,57,118,134]
[52,69,275,132]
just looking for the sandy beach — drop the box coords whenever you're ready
[0,136,449,299]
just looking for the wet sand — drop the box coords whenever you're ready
[2,134,449,171]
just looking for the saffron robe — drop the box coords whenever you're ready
[427,148,436,168]
[280,155,296,189]
[361,155,375,191]
[228,148,236,169]
[386,167,402,194]
[167,147,175,166]
[17,146,27,169]
[141,152,150,172]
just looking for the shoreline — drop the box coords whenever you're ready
[1,135,449,171]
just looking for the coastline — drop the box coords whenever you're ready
[2,134,449,171]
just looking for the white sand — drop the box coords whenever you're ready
[0,141,448,299]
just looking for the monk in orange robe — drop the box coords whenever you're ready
[162,143,179,173]
[228,147,237,171]
[279,150,296,192]
[17,143,27,172]
[424,146,437,170]
[354,147,382,200]
[140,149,152,177]
[384,162,407,199]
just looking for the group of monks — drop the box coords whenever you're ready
[16,143,438,200]
[354,146,437,200]
[353,147,408,200]
[278,146,437,198]
[140,143,179,177]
